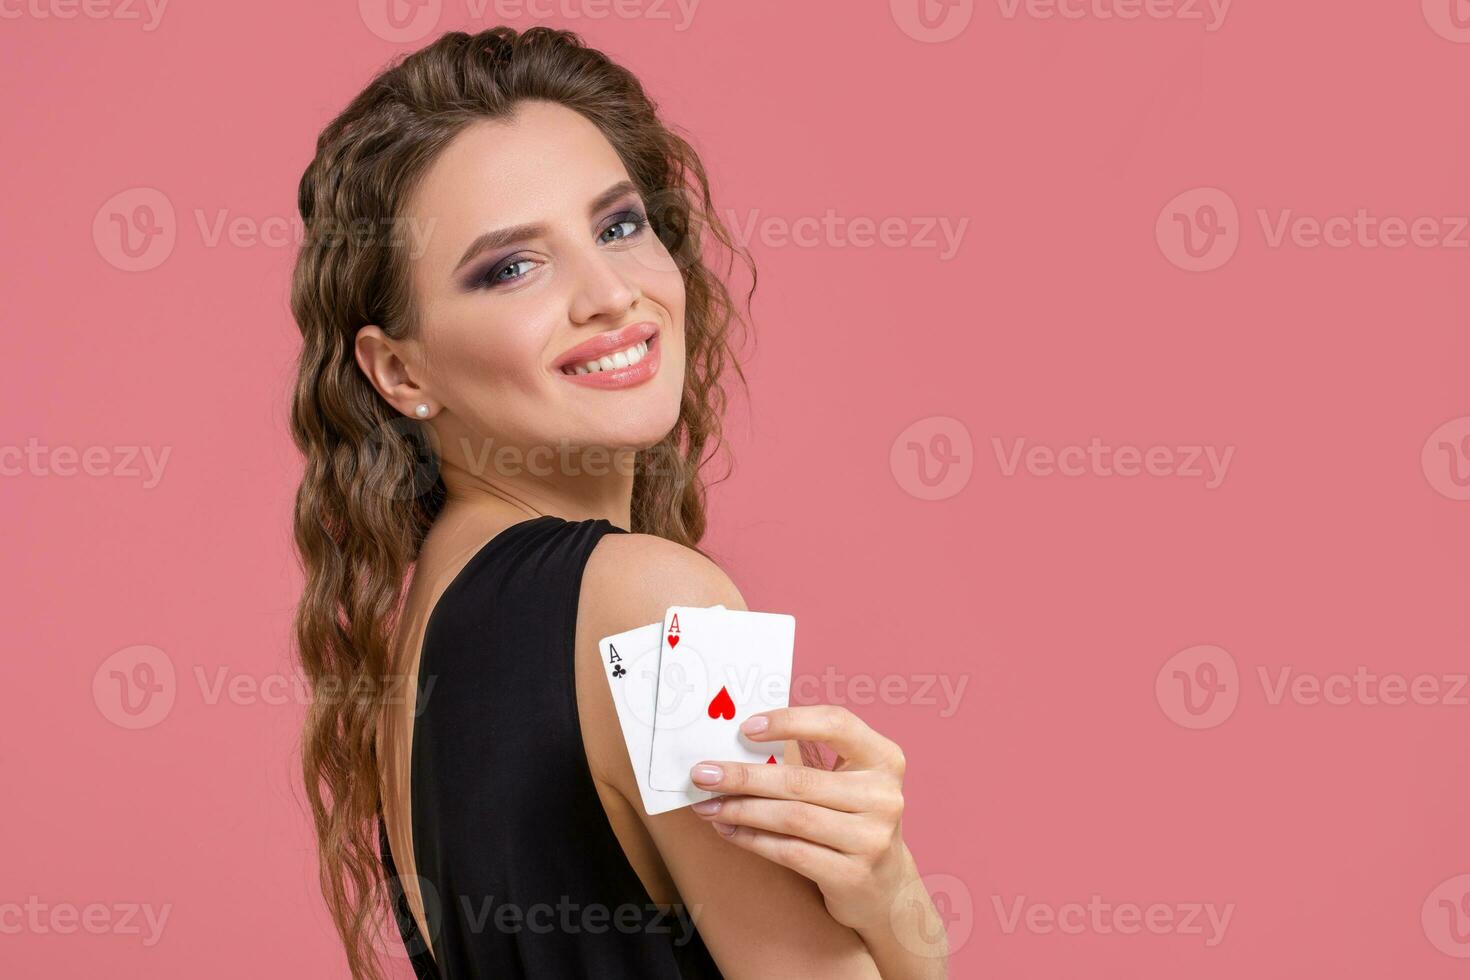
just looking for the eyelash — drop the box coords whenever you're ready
[473,209,650,290]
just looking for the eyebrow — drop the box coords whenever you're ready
[451,179,642,275]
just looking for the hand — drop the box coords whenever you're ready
[688,704,915,932]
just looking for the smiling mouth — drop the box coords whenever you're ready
[559,336,654,375]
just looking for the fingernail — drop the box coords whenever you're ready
[740,715,769,735]
[691,764,723,785]
[691,798,723,816]
[712,821,736,838]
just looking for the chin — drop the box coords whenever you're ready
[596,415,679,452]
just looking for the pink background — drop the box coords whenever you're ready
[3,0,1468,976]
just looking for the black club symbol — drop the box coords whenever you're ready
[611,665,626,678]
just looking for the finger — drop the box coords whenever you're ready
[690,761,887,811]
[739,705,905,773]
[708,822,853,886]
[693,796,873,853]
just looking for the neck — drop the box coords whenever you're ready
[437,445,638,532]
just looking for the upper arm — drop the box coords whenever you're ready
[574,532,881,980]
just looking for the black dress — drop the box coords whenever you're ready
[377,515,723,979]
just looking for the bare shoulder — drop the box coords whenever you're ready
[573,531,746,797]
[581,531,748,642]
[569,531,747,906]
[572,530,881,977]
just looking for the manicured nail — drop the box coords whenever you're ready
[712,821,736,838]
[691,764,723,785]
[691,798,723,816]
[740,715,769,735]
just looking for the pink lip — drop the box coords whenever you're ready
[554,323,661,390]
[553,321,659,371]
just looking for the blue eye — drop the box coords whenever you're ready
[477,257,533,288]
[470,210,649,290]
[600,210,648,243]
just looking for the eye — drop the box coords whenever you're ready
[469,210,649,291]
[600,209,648,244]
[475,256,534,289]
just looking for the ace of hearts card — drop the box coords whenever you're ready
[647,606,796,792]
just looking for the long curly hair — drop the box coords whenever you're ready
[287,26,753,979]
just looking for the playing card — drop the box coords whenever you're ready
[647,606,796,792]
[598,607,724,815]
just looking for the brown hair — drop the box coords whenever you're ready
[287,26,753,979]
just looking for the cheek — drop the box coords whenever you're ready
[629,233,688,315]
[427,309,549,400]
[655,258,687,310]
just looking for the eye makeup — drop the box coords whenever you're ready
[460,205,650,292]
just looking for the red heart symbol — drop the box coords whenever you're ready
[707,685,735,720]
[667,633,679,648]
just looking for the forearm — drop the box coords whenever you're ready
[854,846,950,980]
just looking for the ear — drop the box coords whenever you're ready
[354,325,435,419]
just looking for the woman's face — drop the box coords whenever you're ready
[368,99,687,474]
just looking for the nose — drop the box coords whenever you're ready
[567,242,641,325]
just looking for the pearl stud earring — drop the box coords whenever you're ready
[414,403,430,419]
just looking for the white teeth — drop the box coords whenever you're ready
[563,339,650,375]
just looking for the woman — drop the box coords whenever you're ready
[289,26,948,979]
